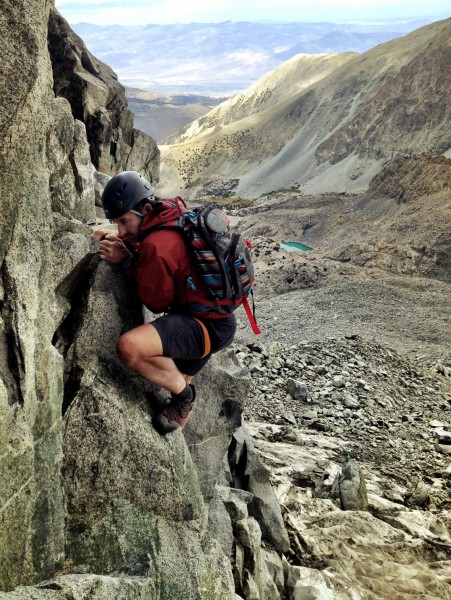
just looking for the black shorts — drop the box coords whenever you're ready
[152,313,237,376]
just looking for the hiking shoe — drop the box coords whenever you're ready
[152,384,196,435]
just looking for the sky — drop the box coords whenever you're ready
[54,0,450,26]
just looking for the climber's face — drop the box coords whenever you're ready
[113,211,142,240]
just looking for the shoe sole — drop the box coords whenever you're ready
[152,402,196,435]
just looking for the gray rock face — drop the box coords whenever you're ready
[229,427,290,554]
[208,487,235,560]
[185,350,249,501]
[64,377,208,582]
[0,0,66,589]
[287,378,308,401]
[338,458,368,511]
[0,1,242,597]
[48,8,159,184]
[0,568,235,600]
[218,484,286,600]
[48,98,96,224]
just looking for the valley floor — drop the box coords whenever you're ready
[235,270,450,366]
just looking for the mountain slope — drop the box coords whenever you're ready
[162,52,357,144]
[159,18,451,199]
[125,87,227,142]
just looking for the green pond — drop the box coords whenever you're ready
[280,242,313,252]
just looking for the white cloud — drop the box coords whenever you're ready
[56,0,118,5]
[54,0,450,25]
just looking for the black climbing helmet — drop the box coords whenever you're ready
[101,171,155,219]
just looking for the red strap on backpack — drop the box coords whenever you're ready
[242,295,261,335]
[188,293,261,334]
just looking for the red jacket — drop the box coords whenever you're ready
[123,201,228,319]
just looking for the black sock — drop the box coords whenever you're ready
[171,384,193,403]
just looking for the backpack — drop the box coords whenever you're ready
[147,197,261,334]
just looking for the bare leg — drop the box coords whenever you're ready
[116,323,190,394]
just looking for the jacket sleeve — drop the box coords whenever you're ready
[127,231,186,314]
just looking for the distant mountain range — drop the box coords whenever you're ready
[72,19,436,96]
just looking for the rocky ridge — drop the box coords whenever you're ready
[48,8,159,185]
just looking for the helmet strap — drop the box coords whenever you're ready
[147,196,158,207]
[132,196,158,218]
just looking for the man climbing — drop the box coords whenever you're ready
[93,171,237,435]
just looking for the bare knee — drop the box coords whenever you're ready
[116,324,163,370]
[116,332,136,368]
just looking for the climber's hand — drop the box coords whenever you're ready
[98,234,133,264]
[92,228,116,241]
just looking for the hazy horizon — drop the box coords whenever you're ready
[54,0,450,27]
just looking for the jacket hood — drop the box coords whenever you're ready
[138,199,183,239]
